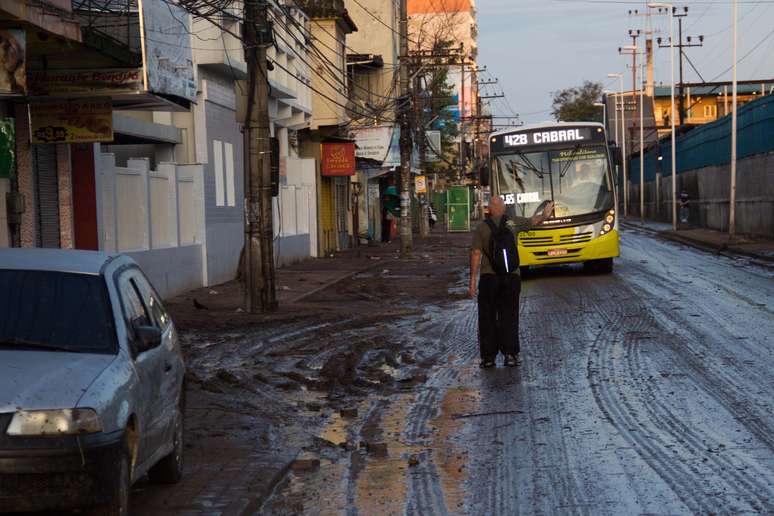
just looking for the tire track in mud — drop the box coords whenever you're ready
[624,261,774,460]
[404,303,477,516]
[624,328,773,512]
[586,280,774,513]
[585,294,712,514]
[514,291,594,516]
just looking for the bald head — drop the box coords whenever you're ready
[489,195,505,217]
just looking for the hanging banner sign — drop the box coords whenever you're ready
[0,29,26,95]
[426,130,442,162]
[415,175,427,194]
[138,0,196,101]
[321,142,355,176]
[349,125,394,162]
[27,68,143,96]
[30,98,113,144]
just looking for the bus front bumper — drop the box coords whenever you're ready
[519,229,620,267]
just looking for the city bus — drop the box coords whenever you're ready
[489,122,619,274]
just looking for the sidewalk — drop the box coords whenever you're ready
[622,218,774,265]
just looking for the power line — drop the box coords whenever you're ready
[710,26,774,80]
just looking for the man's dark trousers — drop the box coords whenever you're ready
[478,273,521,360]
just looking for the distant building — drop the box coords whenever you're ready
[408,0,479,177]
[345,0,400,243]
[653,81,774,134]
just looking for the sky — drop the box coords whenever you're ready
[476,0,774,125]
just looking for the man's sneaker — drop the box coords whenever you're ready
[504,354,520,367]
[479,359,496,369]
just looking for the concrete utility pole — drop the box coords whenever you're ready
[657,7,703,127]
[398,0,413,257]
[651,4,679,231]
[639,61,645,223]
[460,44,466,179]
[730,0,738,238]
[608,73,627,217]
[415,73,429,238]
[243,0,277,312]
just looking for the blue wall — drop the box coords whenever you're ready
[630,93,774,184]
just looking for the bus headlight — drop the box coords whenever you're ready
[599,210,615,236]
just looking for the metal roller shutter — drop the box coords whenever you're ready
[33,144,60,248]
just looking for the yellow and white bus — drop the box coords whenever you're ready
[489,122,619,274]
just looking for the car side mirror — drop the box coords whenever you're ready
[134,325,162,353]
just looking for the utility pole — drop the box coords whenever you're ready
[415,72,429,238]
[658,7,703,127]
[459,43,466,180]
[398,0,413,257]
[730,0,738,238]
[243,0,277,312]
[627,30,641,104]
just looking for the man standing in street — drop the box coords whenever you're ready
[469,196,554,368]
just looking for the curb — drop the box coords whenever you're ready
[622,222,774,269]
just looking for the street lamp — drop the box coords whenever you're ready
[603,90,618,151]
[608,73,627,217]
[593,102,606,127]
[618,45,646,224]
[649,2,678,230]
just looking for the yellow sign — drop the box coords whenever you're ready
[30,98,113,144]
[415,175,427,194]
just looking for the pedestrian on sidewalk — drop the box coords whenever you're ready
[469,196,554,368]
[428,203,437,229]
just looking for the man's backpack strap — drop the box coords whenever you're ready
[482,218,498,267]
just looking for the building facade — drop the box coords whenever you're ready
[296,0,358,256]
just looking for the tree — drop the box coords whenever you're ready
[551,81,604,122]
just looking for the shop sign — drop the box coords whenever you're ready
[321,142,355,176]
[426,130,442,162]
[27,68,143,96]
[415,175,427,194]
[0,29,26,95]
[139,0,197,101]
[349,125,394,162]
[30,98,113,144]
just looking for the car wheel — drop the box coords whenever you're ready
[148,408,184,484]
[88,442,130,516]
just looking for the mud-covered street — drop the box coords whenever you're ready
[129,228,774,515]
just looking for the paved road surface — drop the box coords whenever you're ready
[265,228,774,515]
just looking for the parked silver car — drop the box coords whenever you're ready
[0,249,185,515]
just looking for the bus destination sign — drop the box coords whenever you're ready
[491,125,605,153]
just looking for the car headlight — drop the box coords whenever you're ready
[7,409,103,436]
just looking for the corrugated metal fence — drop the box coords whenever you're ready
[631,93,774,183]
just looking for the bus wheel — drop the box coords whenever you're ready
[585,258,613,274]
[520,266,531,278]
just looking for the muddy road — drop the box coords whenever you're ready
[261,228,774,515]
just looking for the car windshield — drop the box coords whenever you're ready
[0,270,117,354]
[493,144,614,219]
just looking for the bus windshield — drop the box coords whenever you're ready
[493,144,614,219]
